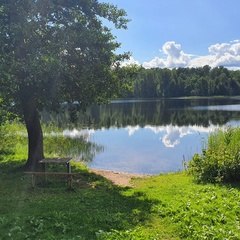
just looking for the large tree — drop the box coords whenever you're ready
[0,0,129,170]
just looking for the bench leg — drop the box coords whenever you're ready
[31,174,35,188]
[67,175,73,189]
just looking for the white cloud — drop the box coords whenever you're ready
[143,41,191,69]
[203,42,240,69]
[208,42,240,56]
[189,55,216,68]
[121,56,140,67]
[230,40,240,43]
[208,43,231,57]
[123,40,240,70]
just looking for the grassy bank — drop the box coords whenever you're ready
[1,159,240,239]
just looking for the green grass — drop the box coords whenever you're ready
[131,174,240,239]
[1,123,240,239]
[0,160,165,240]
[1,159,240,239]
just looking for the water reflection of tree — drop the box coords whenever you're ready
[41,98,240,130]
[43,129,104,163]
[82,100,240,129]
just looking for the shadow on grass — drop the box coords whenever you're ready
[0,160,157,239]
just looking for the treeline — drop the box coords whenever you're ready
[116,65,240,98]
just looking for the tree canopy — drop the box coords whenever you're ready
[0,0,129,169]
[118,65,240,98]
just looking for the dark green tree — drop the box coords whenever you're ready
[114,65,140,98]
[0,0,129,170]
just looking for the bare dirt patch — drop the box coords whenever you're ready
[90,169,151,187]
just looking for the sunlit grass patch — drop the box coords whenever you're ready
[131,173,240,239]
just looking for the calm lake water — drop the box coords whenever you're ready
[47,98,240,174]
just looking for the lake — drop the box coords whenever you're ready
[44,98,240,174]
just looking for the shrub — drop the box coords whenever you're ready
[188,126,240,183]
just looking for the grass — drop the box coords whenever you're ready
[0,160,164,240]
[131,174,240,239]
[1,122,240,239]
[1,159,240,239]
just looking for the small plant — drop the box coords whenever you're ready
[188,126,240,183]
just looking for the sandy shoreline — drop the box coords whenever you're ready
[89,168,152,187]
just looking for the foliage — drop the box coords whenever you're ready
[0,0,130,169]
[188,126,240,183]
[0,98,19,125]
[117,65,240,98]
[113,65,141,98]
[0,0,130,112]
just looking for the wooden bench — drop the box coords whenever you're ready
[24,172,76,189]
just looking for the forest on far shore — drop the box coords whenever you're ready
[117,65,240,98]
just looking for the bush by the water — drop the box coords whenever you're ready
[188,126,240,183]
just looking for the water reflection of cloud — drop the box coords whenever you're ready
[162,129,180,147]
[63,128,95,141]
[63,123,225,148]
[145,125,194,147]
[144,124,217,148]
[125,125,140,136]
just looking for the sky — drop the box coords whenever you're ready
[100,0,240,70]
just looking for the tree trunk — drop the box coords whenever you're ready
[22,101,44,170]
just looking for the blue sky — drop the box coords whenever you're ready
[101,0,240,69]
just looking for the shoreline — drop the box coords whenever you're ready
[89,168,153,187]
